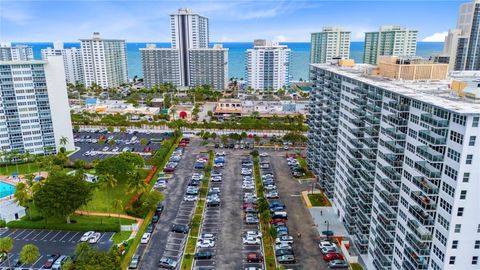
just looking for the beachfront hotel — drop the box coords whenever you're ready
[363,26,418,65]
[0,43,34,62]
[80,32,128,88]
[310,27,351,64]
[41,42,85,85]
[141,8,228,90]
[0,56,75,155]
[307,57,480,270]
[245,39,291,92]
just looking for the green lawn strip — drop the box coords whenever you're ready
[351,263,363,270]
[112,231,132,245]
[180,150,213,270]
[120,136,181,269]
[252,156,277,270]
[307,193,332,207]
[8,214,134,232]
[295,157,315,179]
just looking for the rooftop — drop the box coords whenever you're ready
[311,63,480,114]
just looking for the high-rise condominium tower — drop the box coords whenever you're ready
[80,32,128,88]
[0,43,33,61]
[0,56,75,155]
[310,27,351,64]
[441,0,480,70]
[141,9,228,90]
[363,26,418,65]
[41,42,84,84]
[308,58,480,270]
[245,39,291,92]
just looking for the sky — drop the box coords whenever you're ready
[0,0,466,43]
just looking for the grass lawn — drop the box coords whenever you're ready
[80,169,149,214]
[0,162,39,176]
[295,157,315,179]
[351,263,363,270]
[112,231,132,245]
[8,212,135,232]
[307,193,331,207]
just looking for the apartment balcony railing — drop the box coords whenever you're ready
[408,205,434,226]
[380,139,404,154]
[411,191,437,211]
[406,233,430,256]
[416,145,444,162]
[386,101,409,112]
[379,152,404,168]
[376,224,394,244]
[379,178,400,194]
[407,219,433,241]
[378,165,402,181]
[367,92,383,101]
[421,113,449,128]
[382,127,406,141]
[357,209,371,225]
[359,159,376,171]
[359,169,375,183]
[379,190,399,207]
[414,161,441,179]
[377,213,396,231]
[361,138,378,149]
[403,246,429,270]
[412,176,439,195]
[364,126,380,137]
[352,108,366,118]
[385,114,408,126]
[352,98,367,106]
[359,148,377,160]
[418,130,447,145]
[378,202,397,219]
[366,103,382,113]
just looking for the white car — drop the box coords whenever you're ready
[215,151,226,156]
[319,241,334,249]
[80,231,95,242]
[102,146,109,151]
[259,152,269,157]
[275,242,292,250]
[275,236,294,245]
[155,180,167,189]
[184,195,198,202]
[200,233,216,240]
[112,147,120,152]
[88,232,101,244]
[214,163,224,168]
[141,233,151,244]
[243,236,261,245]
[197,239,215,248]
[245,230,262,238]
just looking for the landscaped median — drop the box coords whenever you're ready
[180,150,214,270]
[252,155,277,270]
[301,191,332,208]
[120,135,183,269]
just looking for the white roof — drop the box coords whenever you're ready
[311,63,480,114]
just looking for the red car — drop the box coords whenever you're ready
[42,253,60,269]
[323,253,344,261]
[243,203,257,209]
[270,218,286,224]
[163,167,175,173]
[246,252,263,263]
[144,147,152,153]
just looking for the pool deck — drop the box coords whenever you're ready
[0,171,48,186]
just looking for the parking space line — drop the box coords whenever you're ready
[31,231,44,240]
[22,230,35,240]
[50,231,61,241]
[32,255,44,267]
[68,232,80,242]
[59,231,72,242]
[13,230,26,239]
[41,230,53,240]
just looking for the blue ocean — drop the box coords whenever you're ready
[16,42,443,81]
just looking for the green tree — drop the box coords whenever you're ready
[0,237,13,267]
[118,152,144,169]
[112,199,124,225]
[142,190,164,211]
[59,136,69,148]
[75,242,94,261]
[107,126,114,133]
[108,139,116,147]
[127,177,146,195]
[71,250,120,270]
[33,172,93,223]
[139,138,149,147]
[20,244,39,265]
[13,182,32,220]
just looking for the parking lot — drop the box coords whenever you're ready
[0,228,114,269]
[137,140,202,270]
[70,129,170,162]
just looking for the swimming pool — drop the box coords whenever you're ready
[0,181,15,198]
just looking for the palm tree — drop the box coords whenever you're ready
[0,237,13,267]
[20,244,39,266]
[127,177,146,195]
[23,150,31,173]
[97,174,117,211]
[59,136,68,148]
[112,199,124,226]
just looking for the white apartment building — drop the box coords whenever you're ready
[245,39,291,91]
[0,43,34,61]
[141,9,228,90]
[363,26,418,65]
[80,32,128,88]
[308,61,480,270]
[41,42,84,84]
[310,27,351,64]
[0,56,75,155]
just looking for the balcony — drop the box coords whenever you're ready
[364,126,379,137]
[409,205,434,226]
[361,138,378,149]
[379,178,400,194]
[421,113,449,128]
[377,213,396,231]
[403,246,429,270]
[379,190,399,207]
[367,92,383,101]
[359,159,376,171]
[407,219,433,241]
[385,114,408,127]
[379,152,403,168]
[359,169,375,182]
[418,130,446,145]
[359,148,377,160]
[412,176,439,195]
[365,116,381,125]
[416,145,444,162]
[414,161,441,179]
[411,191,436,211]
[378,202,397,219]
[378,165,402,181]
[366,103,381,113]
[406,233,430,256]
[352,98,367,106]
[388,101,410,112]
[383,127,406,140]
[376,224,394,244]
[380,140,404,154]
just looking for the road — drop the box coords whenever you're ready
[137,140,202,269]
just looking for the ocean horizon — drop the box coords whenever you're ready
[17,42,444,82]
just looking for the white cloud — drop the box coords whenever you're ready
[422,32,448,42]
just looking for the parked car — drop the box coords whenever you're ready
[146,223,155,233]
[80,231,95,242]
[328,259,349,268]
[275,236,294,245]
[197,239,215,248]
[243,236,261,245]
[194,250,214,260]
[246,252,264,263]
[88,232,101,244]
[277,254,296,264]
[52,255,70,270]
[140,233,151,244]
[323,253,344,262]
[158,257,178,269]
[42,253,60,269]
[171,224,189,234]
[129,254,141,269]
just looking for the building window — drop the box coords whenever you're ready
[463,172,470,183]
[457,207,464,216]
[455,224,462,233]
[473,256,479,265]
[466,154,473,164]
[450,130,464,144]
[473,117,479,127]
[475,240,480,249]
[444,165,458,180]
[447,148,461,162]
[452,240,459,249]
[450,256,456,265]
[460,190,467,200]
[470,136,477,146]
